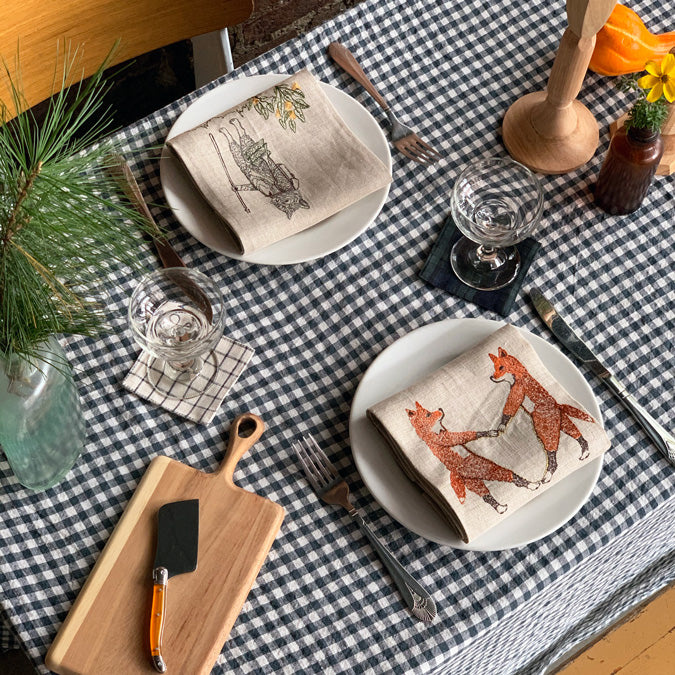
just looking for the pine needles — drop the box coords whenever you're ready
[0,47,151,362]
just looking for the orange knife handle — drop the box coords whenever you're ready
[150,567,168,673]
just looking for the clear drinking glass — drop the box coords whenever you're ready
[450,157,544,290]
[128,268,225,399]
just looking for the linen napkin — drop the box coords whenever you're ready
[420,214,541,316]
[367,324,611,543]
[166,69,391,254]
[123,335,253,424]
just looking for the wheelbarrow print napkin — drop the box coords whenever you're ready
[367,325,611,543]
[166,69,391,254]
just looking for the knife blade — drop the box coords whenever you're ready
[150,499,199,673]
[530,287,675,466]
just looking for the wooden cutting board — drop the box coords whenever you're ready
[46,413,284,675]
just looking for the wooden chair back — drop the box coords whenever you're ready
[0,0,253,111]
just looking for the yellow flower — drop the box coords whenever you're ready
[284,101,293,111]
[292,82,301,91]
[289,110,296,119]
[637,53,675,103]
[252,97,260,105]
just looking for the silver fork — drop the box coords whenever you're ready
[328,42,442,165]
[293,435,437,624]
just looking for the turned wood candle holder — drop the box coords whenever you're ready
[503,0,617,174]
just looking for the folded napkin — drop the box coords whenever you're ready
[367,325,611,543]
[420,214,541,316]
[123,335,254,424]
[166,69,391,254]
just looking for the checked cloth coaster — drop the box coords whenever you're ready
[123,336,254,424]
[420,214,541,316]
[2,0,674,672]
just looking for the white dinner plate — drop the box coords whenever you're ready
[348,318,604,551]
[160,74,391,265]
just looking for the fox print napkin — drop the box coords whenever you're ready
[367,325,611,543]
[166,69,391,254]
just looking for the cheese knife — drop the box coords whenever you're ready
[150,499,200,673]
[530,287,675,466]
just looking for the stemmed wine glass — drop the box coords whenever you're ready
[450,157,544,290]
[128,268,225,399]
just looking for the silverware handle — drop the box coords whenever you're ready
[351,511,437,624]
[327,42,390,112]
[106,155,186,270]
[150,567,168,672]
[106,155,214,323]
[604,375,675,466]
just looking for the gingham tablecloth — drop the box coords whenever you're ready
[1,0,674,673]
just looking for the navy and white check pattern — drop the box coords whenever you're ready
[1,1,674,672]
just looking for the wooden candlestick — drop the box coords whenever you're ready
[503,0,617,174]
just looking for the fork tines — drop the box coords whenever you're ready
[293,435,340,492]
[396,135,443,165]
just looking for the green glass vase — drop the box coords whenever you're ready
[0,337,85,491]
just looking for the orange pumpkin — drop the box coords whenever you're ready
[589,4,675,76]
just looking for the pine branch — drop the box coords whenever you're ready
[2,161,41,243]
[0,46,153,362]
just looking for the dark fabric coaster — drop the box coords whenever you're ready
[420,214,541,316]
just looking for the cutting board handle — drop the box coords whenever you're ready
[216,413,265,485]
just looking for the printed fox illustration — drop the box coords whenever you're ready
[489,347,595,483]
[406,402,538,513]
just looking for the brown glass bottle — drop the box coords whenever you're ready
[594,126,664,215]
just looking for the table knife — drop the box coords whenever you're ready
[530,287,675,466]
[107,155,186,269]
[107,155,213,322]
[150,499,200,673]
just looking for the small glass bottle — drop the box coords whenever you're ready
[0,337,85,490]
[594,125,664,215]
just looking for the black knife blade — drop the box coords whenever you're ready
[154,499,199,577]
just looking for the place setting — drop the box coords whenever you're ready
[1,0,674,674]
[116,39,442,422]
[116,54,398,420]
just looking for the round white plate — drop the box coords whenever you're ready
[160,74,391,265]
[348,318,604,551]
